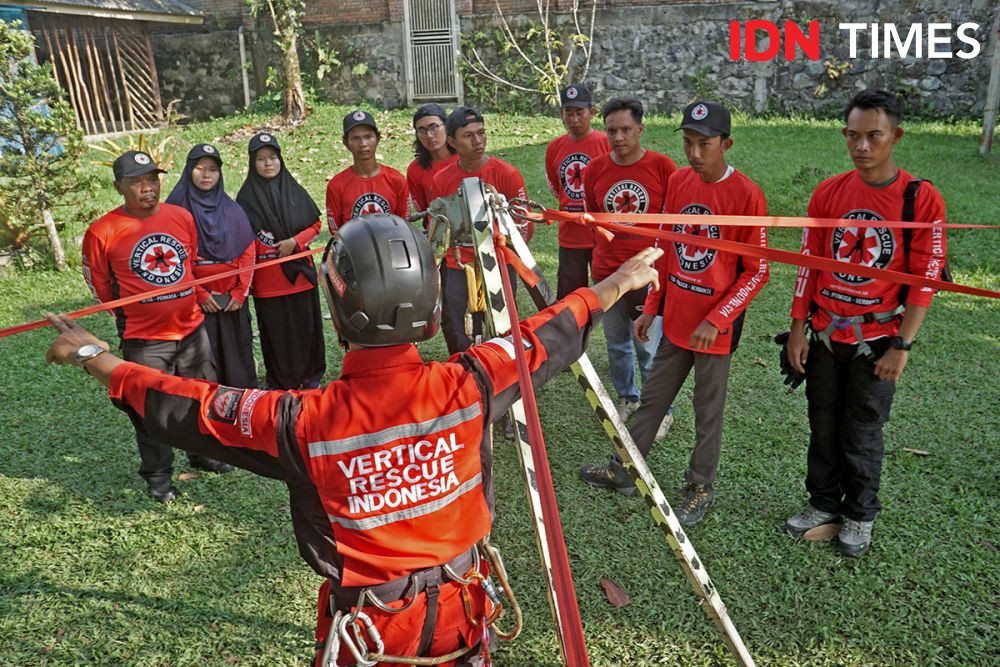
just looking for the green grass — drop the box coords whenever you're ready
[1,103,998,666]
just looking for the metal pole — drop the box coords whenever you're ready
[980,15,1000,156]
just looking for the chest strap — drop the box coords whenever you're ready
[815,305,905,360]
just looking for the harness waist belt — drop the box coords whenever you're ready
[331,547,478,611]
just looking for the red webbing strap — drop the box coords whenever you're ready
[0,247,324,339]
[537,208,999,230]
[492,225,590,667]
[497,242,540,288]
[539,210,999,301]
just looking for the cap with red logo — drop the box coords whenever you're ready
[677,100,731,137]
[113,150,167,180]
[560,83,593,109]
[343,110,378,135]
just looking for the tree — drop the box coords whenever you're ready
[0,20,84,271]
[462,0,597,108]
[247,0,307,123]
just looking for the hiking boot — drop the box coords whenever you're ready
[784,504,840,537]
[579,461,636,496]
[655,405,675,440]
[675,483,714,526]
[147,480,178,504]
[616,399,639,423]
[837,518,874,557]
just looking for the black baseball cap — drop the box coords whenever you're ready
[112,150,166,180]
[413,103,448,125]
[560,83,593,109]
[343,110,378,135]
[186,143,222,163]
[677,101,731,137]
[445,106,484,136]
[248,131,280,153]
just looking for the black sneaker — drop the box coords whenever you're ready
[675,483,714,526]
[579,461,636,496]
[189,456,235,474]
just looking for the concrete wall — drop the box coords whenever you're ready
[148,0,999,120]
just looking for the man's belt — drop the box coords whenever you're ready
[331,546,479,612]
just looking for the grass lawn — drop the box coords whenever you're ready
[0,103,998,666]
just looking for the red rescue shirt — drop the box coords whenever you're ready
[193,242,255,306]
[251,220,321,299]
[545,130,610,249]
[431,157,529,269]
[82,203,204,341]
[790,169,947,343]
[644,166,769,354]
[406,154,458,213]
[325,165,409,233]
[583,150,677,280]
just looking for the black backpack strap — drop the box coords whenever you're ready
[901,178,925,256]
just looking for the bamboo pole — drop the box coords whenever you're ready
[102,28,126,132]
[141,24,164,123]
[41,19,82,131]
[82,22,108,135]
[64,26,97,135]
[112,30,137,130]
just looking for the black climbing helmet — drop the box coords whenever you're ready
[320,214,441,347]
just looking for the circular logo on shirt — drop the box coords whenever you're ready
[566,86,579,100]
[352,193,391,218]
[256,228,275,246]
[202,144,215,154]
[129,234,187,285]
[352,111,366,121]
[133,153,150,165]
[691,104,709,121]
[259,134,271,143]
[674,204,719,273]
[558,153,591,200]
[831,210,895,285]
[604,180,649,224]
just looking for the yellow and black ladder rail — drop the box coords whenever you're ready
[495,187,756,667]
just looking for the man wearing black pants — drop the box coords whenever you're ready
[784,90,947,556]
[82,151,233,503]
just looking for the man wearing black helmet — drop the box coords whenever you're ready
[46,214,662,666]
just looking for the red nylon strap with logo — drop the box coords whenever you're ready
[536,210,1000,301]
[0,247,323,339]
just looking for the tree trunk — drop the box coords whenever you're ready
[40,206,67,271]
[282,30,306,123]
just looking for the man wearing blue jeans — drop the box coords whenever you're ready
[581,97,678,425]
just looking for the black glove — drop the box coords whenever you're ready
[774,331,805,390]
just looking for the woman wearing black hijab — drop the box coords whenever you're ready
[167,143,258,388]
[236,132,326,389]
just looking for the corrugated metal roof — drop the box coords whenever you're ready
[6,0,202,23]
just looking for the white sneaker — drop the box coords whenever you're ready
[615,398,639,423]
[655,405,675,440]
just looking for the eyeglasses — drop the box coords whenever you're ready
[416,123,444,136]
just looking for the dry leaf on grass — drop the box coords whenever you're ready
[974,539,998,553]
[901,447,931,456]
[600,577,631,607]
[803,522,842,541]
[178,471,200,481]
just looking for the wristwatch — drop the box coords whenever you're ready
[75,343,107,365]
[888,336,913,351]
